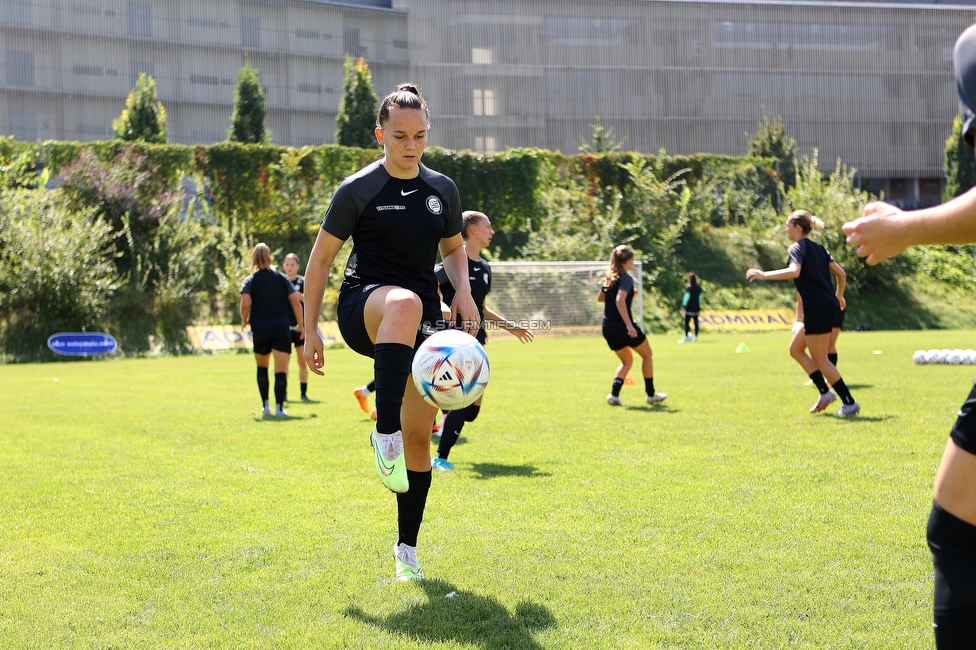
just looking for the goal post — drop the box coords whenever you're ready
[484,261,643,339]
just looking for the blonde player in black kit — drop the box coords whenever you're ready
[431,210,533,471]
[239,243,304,417]
[746,210,859,417]
[302,84,479,582]
[598,245,667,406]
[842,24,976,647]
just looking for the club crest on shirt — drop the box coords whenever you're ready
[426,196,443,215]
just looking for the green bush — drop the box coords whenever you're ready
[0,189,118,362]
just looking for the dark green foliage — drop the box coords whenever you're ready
[747,112,797,189]
[0,189,118,362]
[944,113,976,201]
[335,56,379,148]
[229,62,269,144]
[113,73,168,144]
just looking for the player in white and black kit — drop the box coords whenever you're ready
[842,25,976,647]
[282,253,311,402]
[431,211,533,471]
[598,245,667,406]
[301,84,479,581]
[747,210,859,416]
[240,243,304,417]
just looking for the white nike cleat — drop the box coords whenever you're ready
[370,429,408,493]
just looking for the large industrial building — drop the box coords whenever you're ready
[2,0,975,204]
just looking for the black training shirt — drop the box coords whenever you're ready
[241,269,296,332]
[322,160,462,325]
[786,238,839,309]
[436,256,491,343]
[602,273,637,328]
[286,275,304,326]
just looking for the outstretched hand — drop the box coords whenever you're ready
[842,201,909,266]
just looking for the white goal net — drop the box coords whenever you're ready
[485,261,643,339]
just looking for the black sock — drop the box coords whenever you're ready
[257,367,269,403]
[644,377,655,396]
[374,343,414,435]
[831,378,855,405]
[809,371,829,395]
[437,410,466,460]
[274,372,287,408]
[693,317,699,337]
[367,380,375,392]
[828,352,838,367]
[611,377,623,397]
[396,469,432,547]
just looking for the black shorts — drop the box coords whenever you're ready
[803,304,837,336]
[337,283,434,358]
[602,323,647,351]
[253,326,292,355]
[290,328,304,349]
[833,308,846,330]
[927,501,976,648]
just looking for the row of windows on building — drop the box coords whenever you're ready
[3,3,392,56]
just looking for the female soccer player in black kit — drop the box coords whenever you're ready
[431,210,533,471]
[301,84,478,581]
[598,245,667,406]
[842,24,976,647]
[680,271,702,343]
[747,210,859,416]
[239,243,303,417]
[282,252,311,402]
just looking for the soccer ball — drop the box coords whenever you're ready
[950,349,964,365]
[926,349,941,364]
[913,350,926,364]
[411,329,490,411]
[965,349,976,365]
[940,349,952,364]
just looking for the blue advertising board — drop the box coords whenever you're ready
[47,332,118,356]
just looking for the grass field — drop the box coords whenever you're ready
[2,330,974,649]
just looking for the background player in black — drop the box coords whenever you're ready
[431,210,533,471]
[746,210,859,416]
[240,243,303,417]
[792,255,846,388]
[282,252,311,402]
[301,84,479,581]
[598,245,667,406]
[680,271,703,343]
[843,25,976,647]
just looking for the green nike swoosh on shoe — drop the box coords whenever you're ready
[370,429,409,493]
[394,542,424,581]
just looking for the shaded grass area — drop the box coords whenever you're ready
[1,330,968,648]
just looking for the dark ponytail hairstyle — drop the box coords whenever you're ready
[687,271,698,286]
[377,83,429,127]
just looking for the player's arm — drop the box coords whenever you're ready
[829,261,847,310]
[289,292,304,339]
[483,305,533,343]
[844,191,976,265]
[746,262,800,282]
[239,293,251,332]
[615,289,637,336]
[303,229,346,375]
[439,235,479,334]
[597,287,606,302]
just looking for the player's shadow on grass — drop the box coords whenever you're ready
[344,578,555,650]
[430,435,467,447]
[253,413,314,422]
[469,463,550,480]
[624,404,677,413]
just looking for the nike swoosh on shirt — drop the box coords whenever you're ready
[401,189,418,196]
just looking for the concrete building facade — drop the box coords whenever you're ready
[2,0,975,203]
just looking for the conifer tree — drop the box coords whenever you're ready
[228,61,268,144]
[113,73,167,143]
[748,112,798,188]
[944,113,976,202]
[335,55,380,148]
